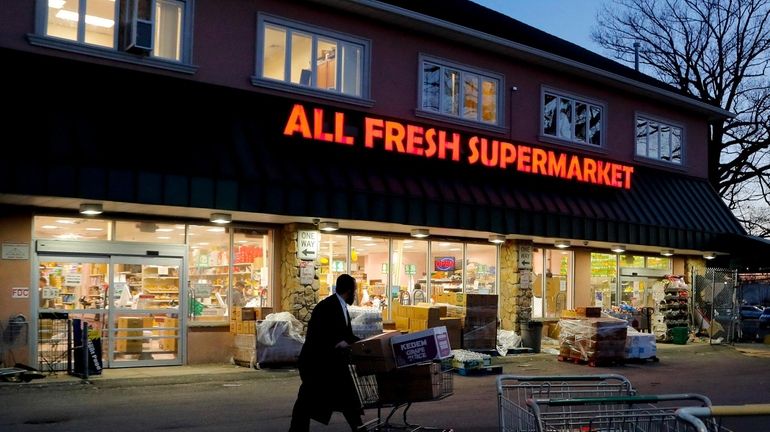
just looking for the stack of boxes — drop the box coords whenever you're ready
[390,303,462,349]
[558,318,628,364]
[230,306,272,367]
[462,294,498,350]
[116,317,153,354]
[351,327,452,403]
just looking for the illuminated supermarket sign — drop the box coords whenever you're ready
[282,103,634,189]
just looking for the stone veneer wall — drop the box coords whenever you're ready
[685,257,707,285]
[499,240,518,331]
[279,224,319,332]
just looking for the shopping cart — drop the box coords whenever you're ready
[497,374,636,432]
[526,393,713,432]
[350,362,454,431]
[676,404,770,432]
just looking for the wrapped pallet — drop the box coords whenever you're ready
[558,317,627,365]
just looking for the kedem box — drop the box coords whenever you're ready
[391,326,452,368]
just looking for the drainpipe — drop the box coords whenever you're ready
[633,41,640,71]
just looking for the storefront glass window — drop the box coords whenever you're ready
[39,260,109,311]
[619,254,645,268]
[84,0,117,48]
[319,234,349,298]
[430,241,464,295]
[232,228,271,308]
[465,243,497,295]
[115,221,181,243]
[532,248,572,318]
[590,253,617,308]
[349,235,388,304]
[187,225,230,322]
[392,239,428,307]
[619,255,672,308]
[34,216,112,241]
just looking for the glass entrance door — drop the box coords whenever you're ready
[109,257,185,367]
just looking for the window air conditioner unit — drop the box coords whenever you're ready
[122,0,154,54]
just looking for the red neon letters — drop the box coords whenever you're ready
[283,103,634,189]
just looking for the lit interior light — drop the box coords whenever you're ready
[55,10,115,28]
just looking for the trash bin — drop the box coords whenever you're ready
[670,326,688,345]
[520,320,543,353]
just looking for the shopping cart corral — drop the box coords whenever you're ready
[676,404,770,432]
[497,374,637,432]
[525,394,712,432]
[350,362,454,431]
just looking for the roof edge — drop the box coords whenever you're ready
[321,0,734,119]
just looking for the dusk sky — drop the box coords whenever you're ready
[472,0,607,54]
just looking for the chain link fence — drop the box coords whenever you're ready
[691,268,738,344]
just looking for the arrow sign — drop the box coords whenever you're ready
[297,230,319,261]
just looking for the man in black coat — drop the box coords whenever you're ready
[290,274,362,432]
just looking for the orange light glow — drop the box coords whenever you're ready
[283,103,635,189]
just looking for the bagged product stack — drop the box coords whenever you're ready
[348,306,383,339]
[256,312,305,366]
[558,317,627,365]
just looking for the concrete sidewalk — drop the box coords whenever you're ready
[4,340,769,390]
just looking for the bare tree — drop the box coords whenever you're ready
[593,0,770,237]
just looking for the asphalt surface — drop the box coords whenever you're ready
[1,342,769,431]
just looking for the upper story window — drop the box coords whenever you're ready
[419,56,502,126]
[636,116,683,165]
[39,0,191,63]
[542,90,603,146]
[257,16,369,99]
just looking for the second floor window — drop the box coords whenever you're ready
[43,0,187,62]
[259,18,367,98]
[542,90,603,146]
[420,58,501,125]
[636,116,683,164]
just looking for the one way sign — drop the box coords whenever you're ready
[297,230,320,261]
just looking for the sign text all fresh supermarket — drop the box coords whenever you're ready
[282,103,634,189]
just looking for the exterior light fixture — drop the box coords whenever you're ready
[554,240,571,249]
[489,234,506,244]
[703,252,717,260]
[610,245,626,253]
[79,203,103,215]
[410,228,430,238]
[661,249,674,257]
[209,212,232,224]
[319,221,339,232]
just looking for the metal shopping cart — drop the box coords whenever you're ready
[676,404,770,432]
[497,374,637,432]
[526,393,713,432]
[350,362,454,431]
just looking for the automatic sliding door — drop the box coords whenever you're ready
[110,257,184,366]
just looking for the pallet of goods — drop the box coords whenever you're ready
[557,317,628,367]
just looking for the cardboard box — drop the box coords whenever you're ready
[383,320,396,331]
[352,331,399,375]
[412,305,441,321]
[230,321,237,334]
[410,319,428,331]
[376,363,441,403]
[391,326,452,367]
[395,316,410,331]
[439,317,461,350]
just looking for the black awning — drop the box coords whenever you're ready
[0,48,745,252]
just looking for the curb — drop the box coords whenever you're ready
[0,367,300,391]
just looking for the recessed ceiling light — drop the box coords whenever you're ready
[554,240,571,249]
[703,252,717,260]
[237,240,249,243]
[403,245,414,249]
[661,249,674,257]
[209,212,232,224]
[354,236,373,241]
[41,225,59,229]
[79,203,103,215]
[365,243,378,246]
[157,236,171,240]
[207,227,225,232]
[410,229,429,238]
[175,225,185,230]
[449,248,461,251]
[85,227,103,231]
[403,240,414,244]
[56,219,75,224]
[156,228,174,232]
[488,234,505,244]
[611,245,626,253]
[319,221,339,232]
[439,242,451,247]
[197,242,209,246]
